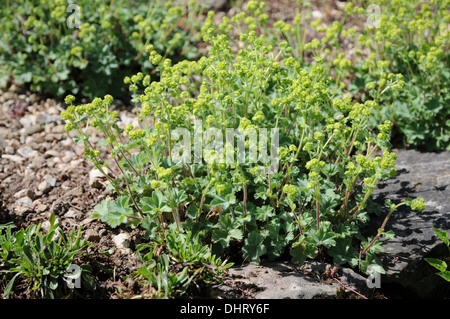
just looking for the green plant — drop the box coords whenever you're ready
[62,3,426,283]
[425,227,450,282]
[132,227,232,298]
[0,0,205,99]
[0,214,93,298]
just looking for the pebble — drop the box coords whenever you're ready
[14,189,35,200]
[61,151,76,162]
[37,180,52,193]
[89,167,109,189]
[41,218,62,241]
[98,228,108,238]
[24,124,44,135]
[2,154,24,163]
[15,196,33,208]
[36,112,58,125]
[43,174,57,187]
[19,117,33,130]
[17,146,35,158]
[4,146,14,154]
[51,124,66,134]
[64,208,83,220]
[13,206,30,217]
[113,233,131,250]
[44,149,60,158]
[84,229,101,242]
[34,203,48,213]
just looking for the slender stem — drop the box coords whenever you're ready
[291,206,303,235]
[113,157,144,219]
[333,277,368,299]
[360,202,405,256]
[316,198,320,231]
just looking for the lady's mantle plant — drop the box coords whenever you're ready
[62,6,425,278]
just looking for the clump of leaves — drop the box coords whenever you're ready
[425,227,450,282]
[0,214,93,298]
[132,227,232,299]
[62,3,425,285]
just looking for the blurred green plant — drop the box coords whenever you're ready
[0,0,206,100]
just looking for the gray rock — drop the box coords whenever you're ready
[89,167,109,189]
[15,196,33,208]
[51,124,66,134]
[19,117,33,130]
[369,149,450,298]
[24,124,44,135]
[34,203,48,213]
[37,181,52,193]
[199,0,226,9]
[2,154,24,163]
[14,189,35,200]
[84,229,101,242]
[214,261,368,299]
[43,149,61,158]
[17,146,35,158]
[13,196,33,216]
[4,146,14,155]
[36,112,58,125]
[98,228,108,238]
[43,174,57,187]
[41,218,62,242]
[113,233,131,250]
[61,151,76,163]
[64,208,83,220]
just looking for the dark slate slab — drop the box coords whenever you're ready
[369,149,450,298]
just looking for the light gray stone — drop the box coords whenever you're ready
[24,124,44,135]
[2,154,24,163]
[43,174,57,187]
[84,229,101,242]
[214,261,368,299]
[17,146,35,158]
[113,233,131,250]
[89,167,109,189]
[15,196,33,208]
[37,181,52,193]
[14,189,35,200]
[36,112,58,125]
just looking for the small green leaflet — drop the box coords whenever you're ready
[242,231,266,264]
[91,196,134,228]
[212,215,243,254]
[305,227,336,248]
[141,191,172,214]
[328,238,359,267]
[290,240,317,265]
[438,271,450,282]
[432,227,449,247]
[425,258,448,273]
